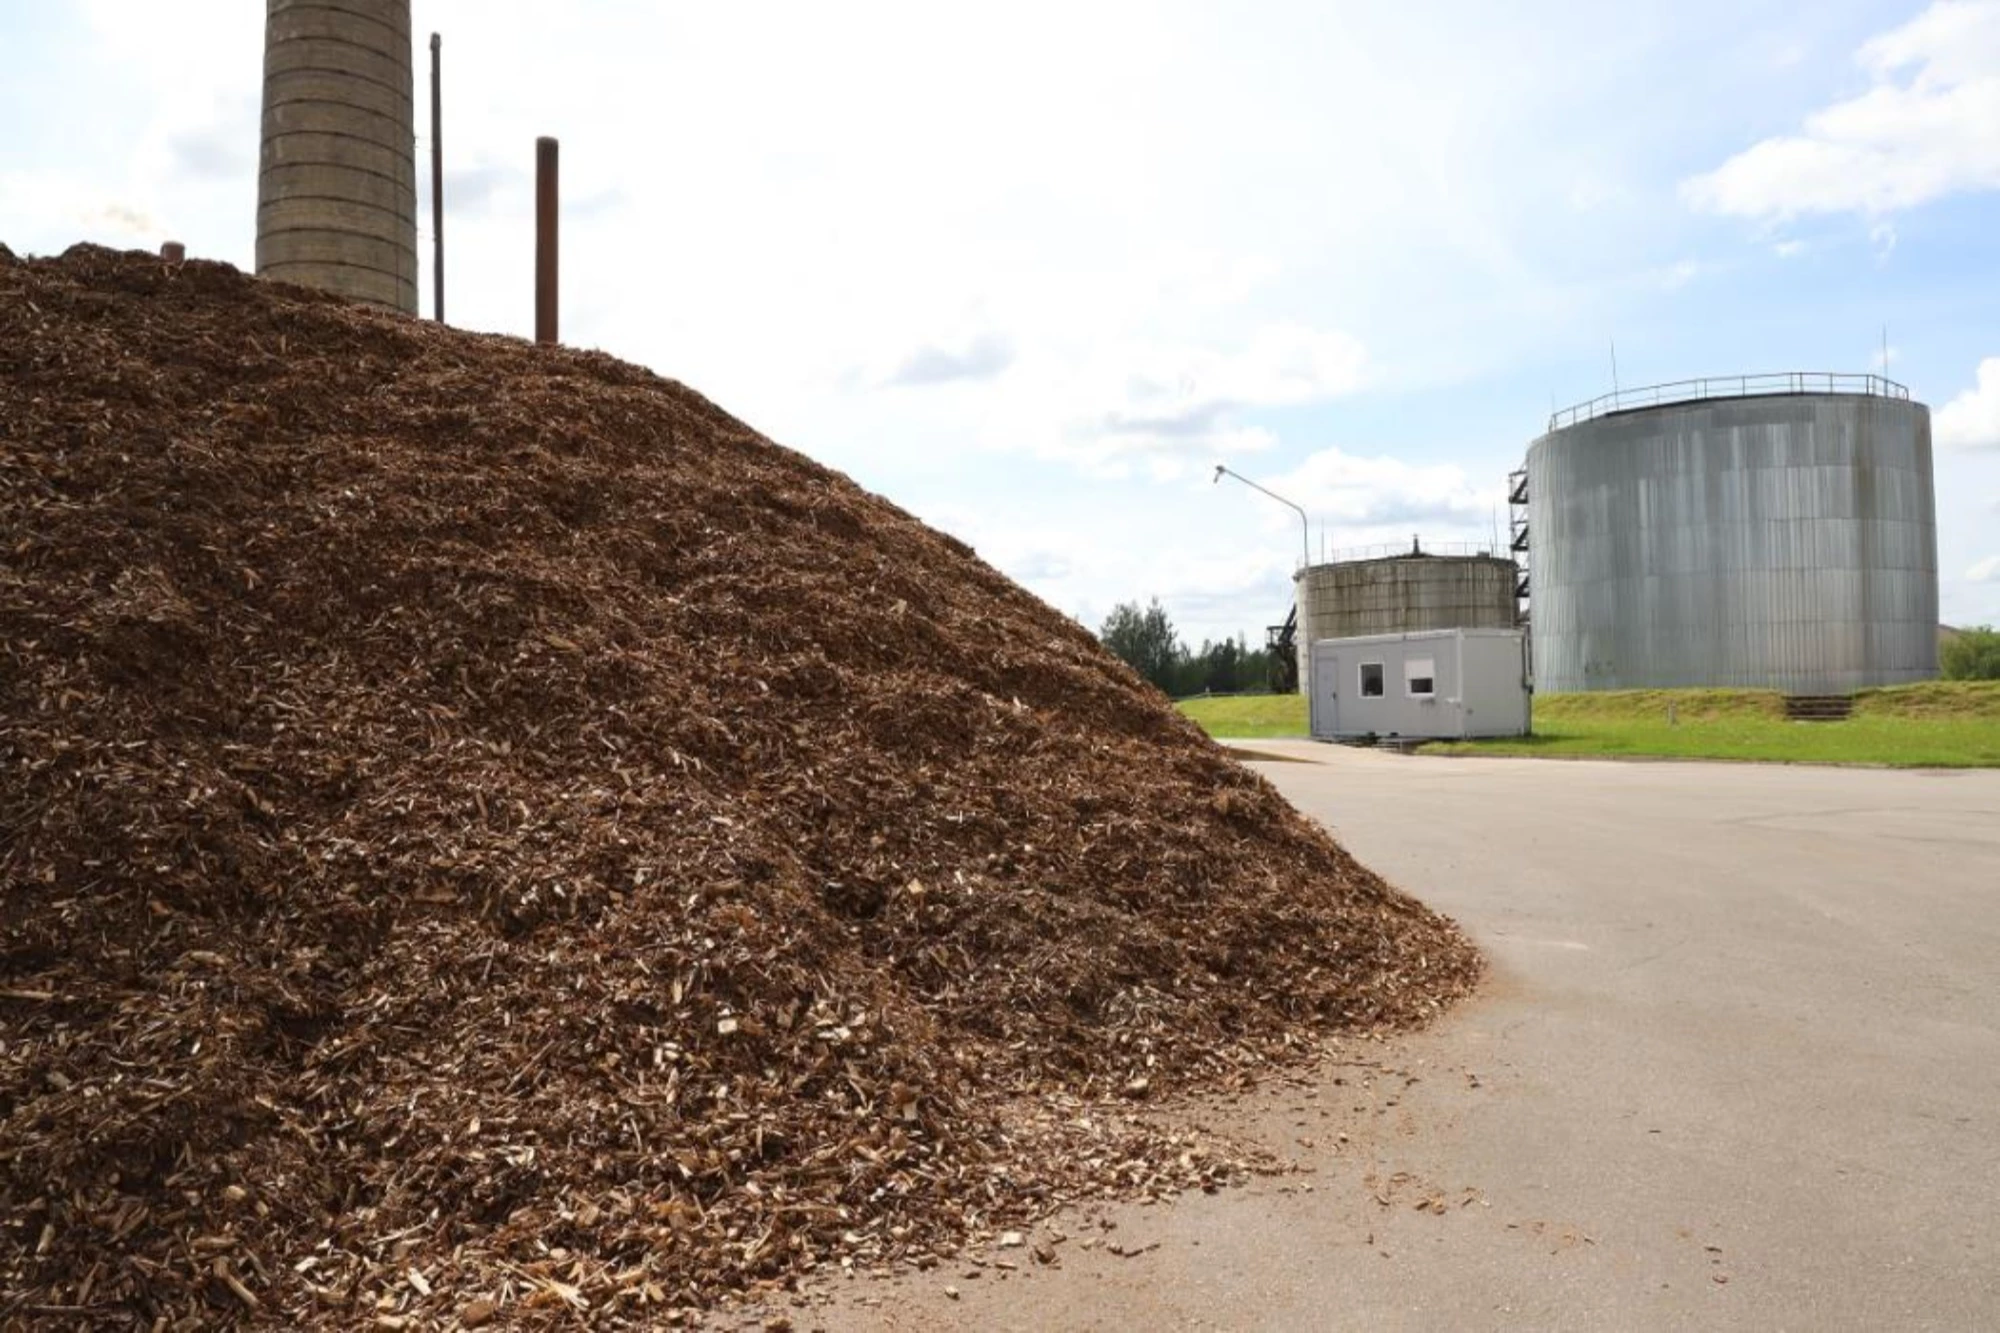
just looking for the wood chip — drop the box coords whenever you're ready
[212,1259,259,1310]
[0,243,1481,1327]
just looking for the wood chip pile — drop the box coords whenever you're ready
[0,245,1480,1327]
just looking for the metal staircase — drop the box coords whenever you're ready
[1507,465,1530,626]
[1783,695,1854,722]
[1266,604,1298,693]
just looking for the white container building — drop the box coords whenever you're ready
[1308,628,1531,741]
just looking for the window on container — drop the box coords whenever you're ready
[1359,662,1385,698]
[1406,657,1436,697]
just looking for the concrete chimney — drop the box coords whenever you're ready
[256,0,418,313]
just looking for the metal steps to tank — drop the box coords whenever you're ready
[1783,694,1854,722]
[1507,465,1530,624]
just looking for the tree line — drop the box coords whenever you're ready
[1098,607,2000,691]
[1098,598,1281,697]
[1943,625,2000,681]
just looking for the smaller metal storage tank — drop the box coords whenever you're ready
[1309,628,1531,740]
[1294,548,1518,693]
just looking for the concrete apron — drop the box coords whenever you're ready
[792,747,2000,1331]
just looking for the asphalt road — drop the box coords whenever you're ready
[797,746,2000,1331]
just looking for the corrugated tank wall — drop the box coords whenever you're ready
[1294,555,1518,693]
[256,0,418,313]
[1527,393,1938,693]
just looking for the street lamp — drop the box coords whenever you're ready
[1213,464,1312,570]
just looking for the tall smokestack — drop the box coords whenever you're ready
[256,0,419,314]
[535,136,558,345]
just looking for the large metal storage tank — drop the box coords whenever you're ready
[256,0,418,313]
[1526,379,1937,694]
[1294,550,1517,693]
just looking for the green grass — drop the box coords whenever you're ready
[1428,682,2000,768]
[1175,693,1308,738]
[1177,683,2000,766]
[1852,680,2000,721]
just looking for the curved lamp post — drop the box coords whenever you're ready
[1213,465,1311,570]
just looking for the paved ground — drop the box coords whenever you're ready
[794,746,2000,1331]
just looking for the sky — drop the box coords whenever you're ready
[3,0,1998,643]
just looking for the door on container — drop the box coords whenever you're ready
[1313,652,1340,738]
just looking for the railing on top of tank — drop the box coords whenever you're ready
[1316,541,1506,565]
[1548,372,1910,432]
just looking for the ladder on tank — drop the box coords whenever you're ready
[1266,604,1298,693]
[1507,466,1530,626]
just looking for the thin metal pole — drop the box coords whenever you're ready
[535,136,559,345]
[430,33,444,323]
[1214,465,1311,570]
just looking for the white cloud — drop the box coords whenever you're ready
[915,496,1300,644]
[1772,239,1809,259]
[1684,0,2000,220]
[1936,357,2000,450]
[0,171,170,251]
[1863,0,2000,85]
[1196,323,1369,409]
[1565,176,1620,214]
[974,322,1368,480]
[1967,554,2000,582]
[1656,258,1709,289]
[882,333,1015,388]
[1266,447,1500,535]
